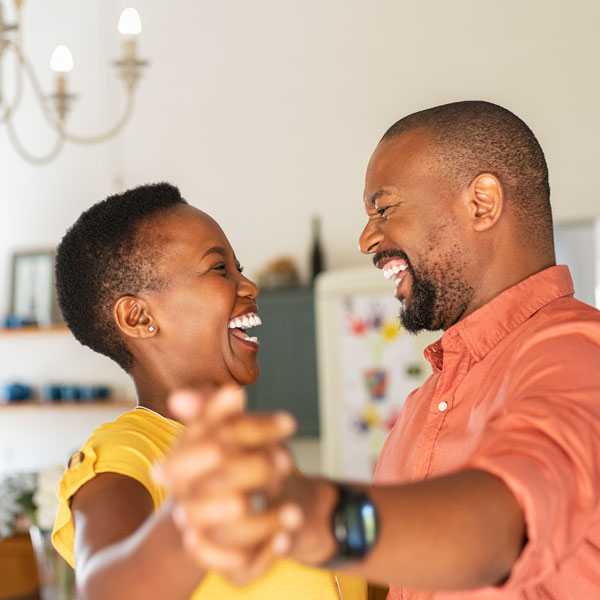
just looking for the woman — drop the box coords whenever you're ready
[51,183,365,599]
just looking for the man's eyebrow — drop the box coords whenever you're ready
[202,246,227,259]
[368,190,393,207]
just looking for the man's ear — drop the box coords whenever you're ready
[113,296,158,339]
[468,173,504,232]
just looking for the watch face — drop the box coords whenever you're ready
[332,485,379,558]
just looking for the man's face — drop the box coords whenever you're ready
[359,130,475,333]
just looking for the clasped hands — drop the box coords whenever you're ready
[155,386,336,584]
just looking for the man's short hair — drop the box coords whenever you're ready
[55,182,187,371]
[382,100,552,245]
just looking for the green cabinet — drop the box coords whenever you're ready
[245,286,320,437]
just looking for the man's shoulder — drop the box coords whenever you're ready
[524,294,600,336]
[507,295,600,372]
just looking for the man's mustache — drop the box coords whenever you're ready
[372,248,410,267]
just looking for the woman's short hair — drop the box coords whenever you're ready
[55,182,187,371]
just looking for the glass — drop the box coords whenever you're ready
[29,525,76,600]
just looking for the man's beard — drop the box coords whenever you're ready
[399,263,474,334]
[399,268,437,333]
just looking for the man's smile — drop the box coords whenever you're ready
[376,255,411,300]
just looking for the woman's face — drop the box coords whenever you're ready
[138,204,260,388]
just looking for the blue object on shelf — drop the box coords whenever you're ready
[43,383,112,402]
[59,385,80,402]
[3,382,33,402]
[79,385,111,402]
[2,315,38,328]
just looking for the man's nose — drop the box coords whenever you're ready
[359,220,382,254]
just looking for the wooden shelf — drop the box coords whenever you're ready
[0,399,136,411]
[0,324,69,337]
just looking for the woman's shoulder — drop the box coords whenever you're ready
[91,407,182,453]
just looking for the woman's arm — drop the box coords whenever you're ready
[71,472,204,600]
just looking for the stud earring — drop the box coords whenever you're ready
[148,326,155,332]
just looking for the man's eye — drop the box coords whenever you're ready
[377,206,389,217]
[213,263,226,272]
[237,265,244,274]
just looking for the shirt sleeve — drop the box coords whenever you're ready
[464,318,600,590]
[51,428,166,568]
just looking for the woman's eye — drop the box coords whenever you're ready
[237,265,244,274]
[377,206,390,217]
[212,263,226,273]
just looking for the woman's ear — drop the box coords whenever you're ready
[468,173,504,232]
[113,296,158,339]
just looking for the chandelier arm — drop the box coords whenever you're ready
[4,111,64,165]
[15,45,63,132]
[18,41,137,145]
[60,91,135,144]
[0,44,26,124]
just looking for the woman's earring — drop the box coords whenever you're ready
[148,326,155,332]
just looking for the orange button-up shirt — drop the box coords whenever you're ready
[375,266,600,600]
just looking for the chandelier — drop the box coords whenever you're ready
[0,1,148,165]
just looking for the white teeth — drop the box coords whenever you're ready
[228,312,262,330]
[383,263,407,280]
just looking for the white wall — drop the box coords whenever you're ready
[0,0,599,472]
[2,0,600,314]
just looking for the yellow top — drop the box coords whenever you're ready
[52,408,367,600]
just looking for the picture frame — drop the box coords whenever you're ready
[9,250,62,326]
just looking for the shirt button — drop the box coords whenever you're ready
[437,401,448,412]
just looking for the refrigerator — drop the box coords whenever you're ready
[315,266,437,482]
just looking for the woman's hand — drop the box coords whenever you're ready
[155,387,306,584]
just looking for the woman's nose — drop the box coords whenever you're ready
[238,273,259,300]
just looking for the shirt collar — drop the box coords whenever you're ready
[424,265,575,370]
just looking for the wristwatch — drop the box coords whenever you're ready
[324,483,379,567]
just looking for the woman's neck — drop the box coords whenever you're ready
[129,363,220,421]
[129,363,179,420]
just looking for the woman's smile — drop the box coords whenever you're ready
[228,310,262,349]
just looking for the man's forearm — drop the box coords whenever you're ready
[290,469,526,591]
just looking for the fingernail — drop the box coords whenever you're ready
[183,530,198,551]
[272,447,292,474]
[169,389,204,419]
[279,504,303,530]
[272,532,290,554]
[275,412,296,435]
[152,463,165,483]
[172,504,187,528]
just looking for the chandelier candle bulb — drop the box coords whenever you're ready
[118,7,142,36]
[50,45,73,73]
[49,45,75,122]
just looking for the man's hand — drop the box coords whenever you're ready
[155,387,309,584]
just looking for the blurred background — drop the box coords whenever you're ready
[1,1,599,596]
[0,0,599,574]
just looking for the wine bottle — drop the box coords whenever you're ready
[310,215,325,282]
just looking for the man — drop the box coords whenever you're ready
[159,101,600,599]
